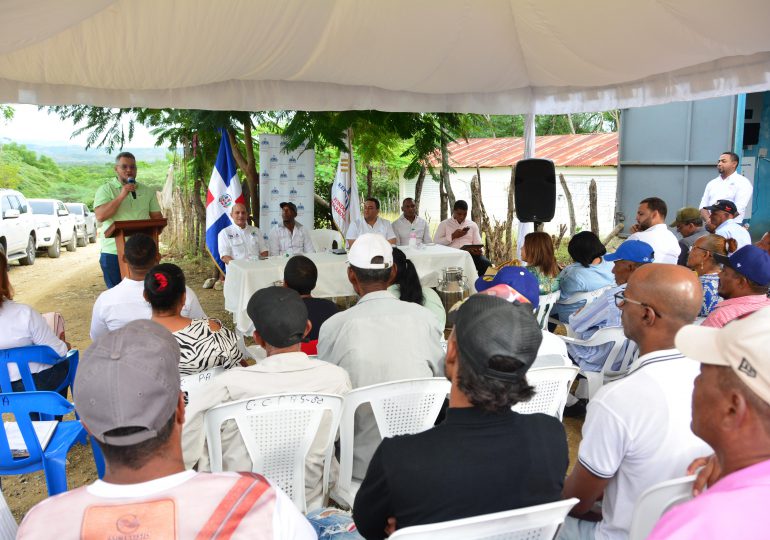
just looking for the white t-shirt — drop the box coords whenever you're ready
[628,223,681,264]
[577,349,711,540]
[699,172,753,221]
[218,224,268,260]
[17,470,316,539]
[345,216,396,244]
[0,300,68,381]
[90,279,206,340]
[715,220,752,249]
[392,215,432,245]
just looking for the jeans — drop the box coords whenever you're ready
[306,508,364,540]
[557,516,598,540]
[99,252,122,289]
[471,253,492,276]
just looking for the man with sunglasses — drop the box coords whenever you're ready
[560,264,710,540]
[704,199,751,249]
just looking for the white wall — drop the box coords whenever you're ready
[400,166,617,237]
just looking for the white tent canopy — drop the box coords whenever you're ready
[2,0,770,114]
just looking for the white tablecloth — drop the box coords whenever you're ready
[224,244,477,333]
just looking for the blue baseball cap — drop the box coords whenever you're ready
[714,245,770,286]
[604,240,655,264]
[475,266,540,308]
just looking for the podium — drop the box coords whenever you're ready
[104,218,167,279]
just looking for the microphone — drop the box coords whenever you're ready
[127,177,136,199]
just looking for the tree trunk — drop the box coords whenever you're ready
[439,174,448,221]
[413,165,426,212]
[440,130,456,210]
[566,114,576,134]
[227,121,259,223]
[589,178,599,234]
[505,165,515,255]
[559,173,577,235]
[192,173,207,253]
[470,173,482,230]
[366,165,373,199]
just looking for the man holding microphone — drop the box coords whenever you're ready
[94,152,163,288]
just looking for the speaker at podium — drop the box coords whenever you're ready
[514,158,556,223]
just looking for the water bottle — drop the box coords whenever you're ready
[408,228,417,248]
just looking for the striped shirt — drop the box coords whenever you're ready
[701,294,770,328]
[173,319,244,376]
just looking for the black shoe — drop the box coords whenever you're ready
[564,399,588,418]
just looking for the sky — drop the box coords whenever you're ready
[0,104,157,147]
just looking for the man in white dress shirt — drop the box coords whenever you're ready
[628,197,681,264]
[90,233,205,339]
[434,200,491,276]
[346,197,397,247]
[700,151,753,224]
[268,201,315,256]
[217,203,268,264]
[705,199,752,249]
[392,197,432,245]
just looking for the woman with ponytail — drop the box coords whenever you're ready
[687,234,738,317]
[145,263,245,375]
[389,248,446,327]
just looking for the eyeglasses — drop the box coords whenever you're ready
[691,246,713,255]
[613,290,662,318]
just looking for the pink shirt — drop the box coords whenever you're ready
[701,295,770,328]
[434,218,482,249]
[648,459,770,540]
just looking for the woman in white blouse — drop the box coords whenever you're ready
[0,252,70,395]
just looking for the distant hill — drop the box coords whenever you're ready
[0,138,169,164]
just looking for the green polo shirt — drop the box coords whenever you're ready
[94,178,161,255]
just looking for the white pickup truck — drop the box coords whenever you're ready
[0,188,37,265]
[28,198,79,258]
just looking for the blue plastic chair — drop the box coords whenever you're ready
[0,346,78,395]
[0,391,88,496]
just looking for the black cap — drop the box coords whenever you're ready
[454,295,542,381]
[280,201,298,214]
[246,286,308,347]
[705,199,738,216]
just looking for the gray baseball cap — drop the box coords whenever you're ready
[454,294,542,381]
[74,320,181,446]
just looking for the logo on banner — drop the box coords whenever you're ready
[297,202,305,211]
[280,171,288,182]
[270,187,280,195]
[297,171,306,179]
[218,194,233,209]
[261,202,270,211]
[271,218,279,227]
[261,170,270,179]
[269,155,278,167]
[331,181,352,219]
[260,138,270,146]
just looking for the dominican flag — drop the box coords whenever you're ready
[206,129,245,273]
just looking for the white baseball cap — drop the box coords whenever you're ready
[348,233,393,269]
[675,307,770,406]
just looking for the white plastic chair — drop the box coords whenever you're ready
[389,497,579,540]
[534,291,560,330]
[0,489,16,540]
[628,475,695,540]
[310,228,344,252]
[332,378,451,508]
[549,286,612,328]
[203,392,343,513]
[181,366,224,410]
[512,366,579,421]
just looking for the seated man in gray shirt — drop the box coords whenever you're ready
[318,233,445,482]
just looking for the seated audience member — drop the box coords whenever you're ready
[146,263,245,375]
[757,231,770,254]
[0,252,69,396]
[560,264,711,540]
[705,199,751,249]
[521,231,561,293]
[701,245,770,328]
[182,287,351,510]
[671,207,709,266]
[17,320,315,539]
[434,199,491,276]
[475,266,568,364]
[283,255,339,342]
[392,197,432,246]
[268,201,315,256]
[389,247,446,327]
[218,203,268,264]
[567,240,653,373]
[346,197,397,247]
[550,231,615,323]
[648,307,770,540]
[353,295,568,539]
[90,233,205,339]
[628,196,681,264]
[318,234,444,482]
[686,234,737,317]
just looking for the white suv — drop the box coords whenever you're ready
[0,188,37,265]
[28,198,79,258]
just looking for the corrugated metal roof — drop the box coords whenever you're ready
[432,133,618,168]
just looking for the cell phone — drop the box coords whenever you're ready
[463,227,470,232]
